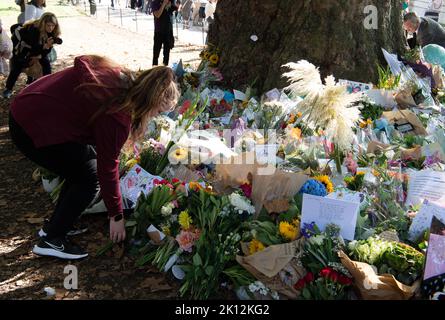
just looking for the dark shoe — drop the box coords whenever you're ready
[33,237,88,260]
[38,219,88,238]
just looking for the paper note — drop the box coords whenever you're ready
[406,170,445,206]
[120,165,162,208]
[233,89,247,101]
[264,88,281,102]
[408,200,445,241]
[301,194,360,240]
[327,188,367,209]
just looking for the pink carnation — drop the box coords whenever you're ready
[176,229,200,253]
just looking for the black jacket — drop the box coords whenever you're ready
[13,24,52,61]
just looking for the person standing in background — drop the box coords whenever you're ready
[151,0,178,66]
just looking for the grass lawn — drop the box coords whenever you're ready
[0,0,86,20]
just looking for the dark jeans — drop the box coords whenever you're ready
[153,31,173,66]
[8,113,99,239]
[5,55,51,91]
[89,0,96,15]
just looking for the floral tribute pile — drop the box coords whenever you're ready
[40,47,445,300]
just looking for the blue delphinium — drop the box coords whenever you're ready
[301,222,319,239]
[299,179,327,197]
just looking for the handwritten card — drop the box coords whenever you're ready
[408,200,445,241]
[301,194,360,240]
[406,170,445,206]
[120,164,162,208]
[327,188,367,210]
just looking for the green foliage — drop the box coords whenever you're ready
[348,237,425,286]
[359,100,384,121]
[139,147,163,175]
[376,64,401,90]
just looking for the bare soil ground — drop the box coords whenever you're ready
[0,2,204,300]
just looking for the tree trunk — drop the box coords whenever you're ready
[208,0,406,93]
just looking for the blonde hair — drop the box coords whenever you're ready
[23,12,61,44]
[76,55,180,142]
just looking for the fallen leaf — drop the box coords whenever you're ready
[27,217,44,224]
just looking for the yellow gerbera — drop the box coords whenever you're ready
[279,221,298,241]
[178,210,193,230]
[125,158,139,169]
[171,147,188,162]
[249,239,265,255]
[314,175,334,193]
[209,54,219,65]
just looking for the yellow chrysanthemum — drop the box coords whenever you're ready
[314,175,334,193]
[178,210,193,230]
[209,54,219,65]
[356,171,365,176]
[161,225,171,236]
[249,239,265,255]
[279,221,298,241]
[125,158,139,169]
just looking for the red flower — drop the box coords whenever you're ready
[281,122,287,129]
[179,100,191,115]
[210,99,218,106]
[204,123,211,129]
[172,178,180,184]
[240,183,252,198]
[328,270,339,283]
[304,272,314,283]
[294,278,306,290]
[319,267,332,278]
[153,179,161,185]
[338,275,353,286]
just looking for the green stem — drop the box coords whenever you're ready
[334,145,342,175]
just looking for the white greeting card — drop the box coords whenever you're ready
[406,170,445,206]
[233,89,247,101]
[339,79,373,93]
[408,200,445,241]
[301,194,360,240]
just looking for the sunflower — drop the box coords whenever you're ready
[314,175,334,193]
[171,147,188,163]
[179,210,193,230]
[279,221,298,241]
[209,54,219,65]
[249,239,265,255]
[203,51,211,60]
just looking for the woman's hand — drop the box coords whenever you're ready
[110,218,126,243]
[43,38,54,50]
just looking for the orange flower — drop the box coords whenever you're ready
[189,181,203,192]
[290,127,302,140]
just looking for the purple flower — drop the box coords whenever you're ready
[301,222,317,239]
[423,151,441,168]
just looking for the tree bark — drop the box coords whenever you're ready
[208,0,406,93]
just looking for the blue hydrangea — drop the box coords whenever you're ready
[299,179,327,197]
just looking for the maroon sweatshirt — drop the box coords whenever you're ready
[10,55,131,218]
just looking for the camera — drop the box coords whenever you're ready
[52,37,63,45]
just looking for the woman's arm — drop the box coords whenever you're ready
[24,4,38,23]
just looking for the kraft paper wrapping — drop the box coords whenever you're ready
[366,141,391,155]
[339,251,420,300]
[382,109,428,136]
[395,90,417,109]
[236,239,306,299]
[215,152,307,215]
